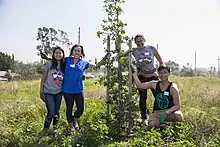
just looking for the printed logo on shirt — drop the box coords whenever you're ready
[155,93,169,109]
[138,52,152,64]
[52,72,64,85]
[70,64,75,68]
[78,62,86,70]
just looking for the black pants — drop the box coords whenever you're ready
[63,93,84,123]
[138,75,159,119]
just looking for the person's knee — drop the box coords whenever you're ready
[148,120,160,128]
[174,111,184,122]
[175,114,184,122]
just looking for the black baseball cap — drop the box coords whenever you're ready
[157,65,171,73]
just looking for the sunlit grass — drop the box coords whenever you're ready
[0,76,220,146]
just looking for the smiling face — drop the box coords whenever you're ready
[158,68,170,81]
[135,36,145,48]
[53,48,64,61]
[72,46,82,59]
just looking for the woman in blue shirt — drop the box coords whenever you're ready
[62,44,89,133]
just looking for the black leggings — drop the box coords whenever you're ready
[138,75,159,119]
[63,93,84,123]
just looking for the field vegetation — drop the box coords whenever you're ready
[0,76,220,147]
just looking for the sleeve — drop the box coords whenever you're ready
[42,61,51,71]
[149,45,156,52]
[84,61,89,70]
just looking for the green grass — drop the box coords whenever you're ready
[0,76,220,146]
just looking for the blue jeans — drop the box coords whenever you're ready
[43,93,62,129]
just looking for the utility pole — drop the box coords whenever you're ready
[78,27,80,44]
[218,56,220,75]
[156,44,159,68]
[194,50,197,75]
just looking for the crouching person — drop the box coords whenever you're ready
[132,65,184,128]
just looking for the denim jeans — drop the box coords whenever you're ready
[43,93,62,129]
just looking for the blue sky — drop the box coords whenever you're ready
[0,0,220,68]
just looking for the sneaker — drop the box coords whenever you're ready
[73,121,80,130]
[38,128,49,138]
[52,130,58,138]
[141,119,148,126]
[66,124,75,135]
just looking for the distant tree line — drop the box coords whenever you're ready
[0,51,216,79]
[0,52,14,71]
[0,26,217,79]
[165,60,217,77]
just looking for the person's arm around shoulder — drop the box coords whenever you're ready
[132,71,157,90]
[151,46,164,66]
[166,83,181,114]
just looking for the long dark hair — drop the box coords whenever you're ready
[69,44,85,58]
[51,46,65,72]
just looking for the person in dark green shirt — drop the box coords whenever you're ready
[132,65,184,128]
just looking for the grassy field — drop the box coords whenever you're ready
[0,76,220,147]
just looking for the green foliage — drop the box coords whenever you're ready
[35,62,44,74]
[71,99,109,147]
[106,123,198,147]
[1,78,220,146]
[165,60,180,75]
[13,60,42,79]
[97,0,139,137]
[178,63,195,77]
[36,27,72,57]
[0,51,14,71]
[129,126,164,146]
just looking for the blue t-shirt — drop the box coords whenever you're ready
[62,57,89,94]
